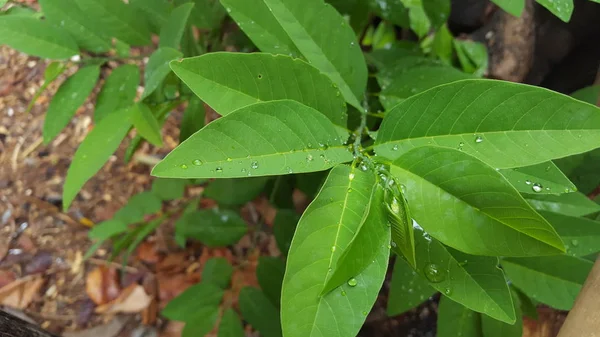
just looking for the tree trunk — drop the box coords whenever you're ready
[0,310,58,337]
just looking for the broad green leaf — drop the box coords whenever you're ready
[170,53,348,127]
[203,257,234,289]
[181,307,219,337]
[63,108,132,210]
[437,296,482,337]
[130,0,171,33]
[432,24,453,65]
[239,287,282,337]
[491,0,525,16]
[43,65,100,144]
[406,3,430,38]
[257,257,286,306]
[555,148,600,195]
[385,179,416,267]
[188,0,227,29]
[176,209,247,246]
[412,225,515,323]
[369,0,410,27]
[454,40,488,77]
[221,0,367,109]
[113,191,162,224]
[322,183,390,294]
[539,211,600,257]
[375,80,600,169]
[389,147,565,256]
[0,16,78,59]
[88,219,128,241]
[525,191,600,217]
[481,293,522,337]
[273,209,300,255]
[387,257,435,316]
[218,309,245,337]
[281,165,390,337]
[163,282,224,321]
[152,100,353,179]
[179,97,205,142]
[94,65,140,122]
[151,178,186,201]
[423,0,451,27]
[132,103,163,147]
[205,177,269,205]
[142,48,183,99]
[159,2,194,49]
[39,0,111,53]
[501,255,593,310]
[536,0,573,22]
[499,161,577,194]
[571,85,600,104]
[75,0,151,46]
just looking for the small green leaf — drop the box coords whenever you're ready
[385,179,416,267]
[181,308,219,337]
[203,257,234,289]
[369,0,409,27]
[43,65,100,144]
[63,107,132,210]
[151,178,186,201]
[555,148,600,195]
[163,282,224,321]
[481,292,523,337]
[27,62,67,114]
[75,0,152,46]
[375,80,600,170]
[0,16,79,59]
[130,0,172,33]
[437,296,482,337]
[389,147,565,256]
[132,103,163,147]
[239,287,282,337]
[188,0,227,30]
[454,40,488,77]
[180,97,205,142]
[142,47,183,99]
[39,0,111,53]
[152,100,353,179]
[159,2,194,49]
[204,177,270,205]
[170,53,348,127]
[502,255,593,310]
[176,209,247,246]
[539,211,600,257]
[387,257,435,316]
[432,24,454,64]
[536,0,573,22]
[499,161,577,194]
[273,209,300,255]
[423,0,451,27]
[218,309,245,337]
[491,0,525,16]
[113,192,162,224]
[94,65,140,122]
[406,4,431,38]
[88,219,128,241]
[257,257,286,306]
[525,191,600,217]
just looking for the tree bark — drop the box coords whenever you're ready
[0,310,58,337]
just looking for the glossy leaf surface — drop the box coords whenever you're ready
[490,0,524,16]
[536,0,573,22]
[540,211,600,257]
[499,161,576,194]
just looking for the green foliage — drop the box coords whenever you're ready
[203,257,234,288]
[239,287,283,337]
[175,209,247,246]
[204,177,269,205]
[387,257,435,316]
[94,65,140,122]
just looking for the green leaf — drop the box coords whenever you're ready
[454,40,488,77]
[501,255,593,310]
[387,257,435,316]
[499,161,577,194]
[437,296,482,337]
[571,85,600,104]
[218,309,245,337]
[281,165,390,337]
[113,191,162,224]
[131,103,163,147]
[179,97,205,142]
[536,0,573,22]
[375,80,600,169]
[412,225,515,323]
[159,2,194,49]
[88,219,128,241]
[554,148,600,195]
[389,146,565,256]
[94,64,140,122]
[423,0,451,27]
[406,4,431,38]
[369,0,409,27]
[525,191,600,217]
[63,108,132,210]
[163,282,224,321]
[151,178,186,201]
[491,0,525,16]
[170,53,348,127]
[181,308,219,337]
[75,0,151,46]
[0,16,78,59]
[432,24,454,64]
[513,287,538,319]
[204,177,269,205]
[27,62,67,114]
[481,290,523,337]
[203,257,234,289]
[539,211,600,257]
[273,209,300,255]
[221,0,367,109]
[188,0,227,29]
[142,47,183,99]
[43,65,100,144]
[176,209,247,246]
[385,179,416,267]
[130,0,171,34]
[239,287,282,337]
[152,100,353,179]
[257,257,286,306]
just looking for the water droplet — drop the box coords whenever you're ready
[251,161,259,169]
[392,144,399,151]
[180,164,188,169]
[389,197,400,215]
[215,167,223,173]
[360,163,368,171]
[391,241,397,248]
[226,157,233,162]
[350,41,355,46]
[348,173,355,180]
[532,183,543,193]
[423,264,446,283]
[458,142,464,150]
[307,154,314,162]
[386,222,391,227]
[571,239,579,247]
[331,246,336,252]
[458,260,468,267]
[387,244,392,249]
[347,187,353,193]
[444,287,452,295]
[341,290,347,296]
[525,180,532,185]
[193,159,202,166]
[474,135,483,143]
[362,311,367,316]
[347,278,358,287]
[286,167,293,174]
[319,143,329,150]
[241,168,247,173]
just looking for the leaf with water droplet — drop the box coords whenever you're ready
[387,257,435,316]
[538,211,600,257]
[385,177,416,268]
[499,161,576,195]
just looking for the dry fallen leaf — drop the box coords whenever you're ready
[96,284,152,314]
[86,266,121,305]
[0,275,44,309]
[136,241,161,264]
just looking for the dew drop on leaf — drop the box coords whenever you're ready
[474,135,483,143]
[307,154,314,162]
[215,167,223,173]
[347,278,358,287]
[180,164,188,169]
[444,287,452,295]
[226,158,232,162]
[341,290,346,296]
[348,173,355,180]
[423,264,446,283]
[362,311,367,316]
[525,180,532,185]
[392,144,399,151]
[192,159,202,166]
[286,167,293,174]
[571,239,579,247]
[347,188,352,193]
[532,183,543,193]
[251,161,259,169]
[331,246,336,252]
